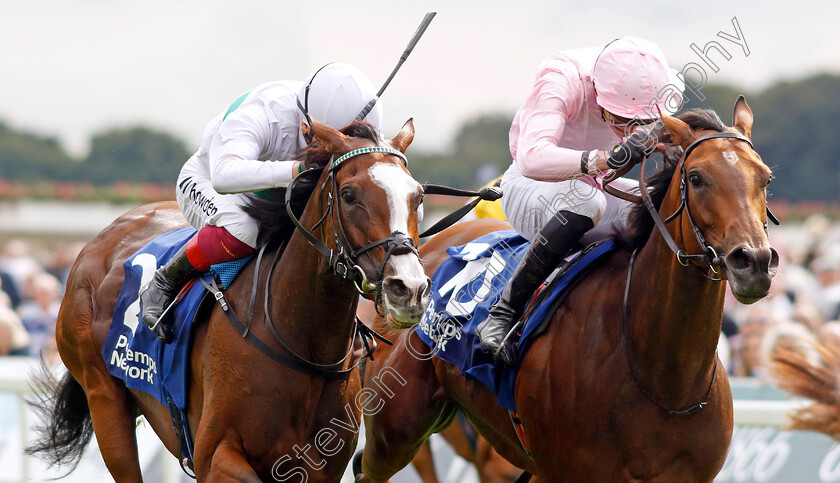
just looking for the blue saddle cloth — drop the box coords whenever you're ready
[101,226,251,410]
[414,230,616,411]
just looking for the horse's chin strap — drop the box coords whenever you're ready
[638,131,778,277]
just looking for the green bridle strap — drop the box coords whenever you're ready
[331,146,407,170]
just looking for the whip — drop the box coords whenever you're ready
[356,12,436,120]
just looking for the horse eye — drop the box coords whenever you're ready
[341,188,357,204]
[765,176,773,187]
[688,173,704,188]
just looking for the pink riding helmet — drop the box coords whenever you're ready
[593,37,684,119]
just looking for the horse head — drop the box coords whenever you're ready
[659,97,779,304]
[302,118,430,327]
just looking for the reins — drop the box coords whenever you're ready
[285,146,415,295]
[203,241,391,380]
[606,131,779,274]
[609,129,777,415]
[620,248,716,415]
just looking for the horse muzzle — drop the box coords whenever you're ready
[380,255,431,329]
[723,245,779,304]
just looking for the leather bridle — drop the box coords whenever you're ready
[608,130,779,276]
[285,146,420,297]
[612,130,779,415]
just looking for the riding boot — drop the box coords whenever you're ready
[476,210,595,365]
[139,244,201,343]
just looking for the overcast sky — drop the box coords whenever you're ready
[1,1,837,156]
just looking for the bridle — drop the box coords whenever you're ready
[207,144,415,379]
[285,145,420,298]
[612,130,779,415]
[610,130,779,277]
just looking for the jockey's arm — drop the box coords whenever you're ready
[513,70,612,181]
[208,103,299,194]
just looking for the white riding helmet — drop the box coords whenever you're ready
[299,62,383,130]
[593,37,684,119]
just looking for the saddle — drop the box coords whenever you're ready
[414,230,617,411]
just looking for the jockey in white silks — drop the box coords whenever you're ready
[139,63,383,343]
[476,37,685,365]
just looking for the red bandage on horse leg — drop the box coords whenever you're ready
[185,226,255,271]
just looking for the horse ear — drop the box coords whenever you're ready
[390,118,415,153]
[733,95,753,138]
[660,114,697,148]
[305,119,353,154]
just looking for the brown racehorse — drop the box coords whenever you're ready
[410,415,524,483]
[27,119,430,482]
[354,99,778,482]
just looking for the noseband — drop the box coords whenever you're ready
[638,131,779,276]
[285,146,419,296]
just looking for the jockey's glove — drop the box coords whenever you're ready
[606,130,656,169]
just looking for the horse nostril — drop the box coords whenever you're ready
[769,247,780,275]
[422,277,431,299]
[725,247,752,272]
[384,277,410,299]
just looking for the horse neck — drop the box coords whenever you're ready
[268,199,360,363]
[627,209,726,403]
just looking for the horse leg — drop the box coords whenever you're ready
[356,400,457,483]
[192,431,261,483]
[409,440,439,483]
[82,368,144,482]
[355,335,459,483]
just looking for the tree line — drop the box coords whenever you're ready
[0,74,838,202]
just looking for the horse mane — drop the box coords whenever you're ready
[617,108,727,248]
[243,121,382,246]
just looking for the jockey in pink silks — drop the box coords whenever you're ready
[477,37,685,364]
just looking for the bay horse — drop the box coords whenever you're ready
[28,119,429,482]
[354,99,778,482]
[410,415,524,483]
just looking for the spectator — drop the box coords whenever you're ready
[811,247,840,321]
[0,239,42,300]
[17,272,61,358]
[0,291,30,356]
[0,270,21,309]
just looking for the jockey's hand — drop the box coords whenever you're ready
[606,130,657,169]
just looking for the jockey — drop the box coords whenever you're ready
[476,37,684,365]
[139,62,383,343]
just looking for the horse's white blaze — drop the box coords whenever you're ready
[390,253,429,303]
[723,150,739,165]
[369,162,419,235]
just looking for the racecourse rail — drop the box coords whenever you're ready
[0,357,833,483]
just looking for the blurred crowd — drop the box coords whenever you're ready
[722,215,840,380]
[0,238,85,365]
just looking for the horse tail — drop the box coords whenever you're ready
[25,363,94,472]
[771,344,840,439]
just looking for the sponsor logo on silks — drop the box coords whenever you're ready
[179,177,219,217]
[109,334,157,384]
